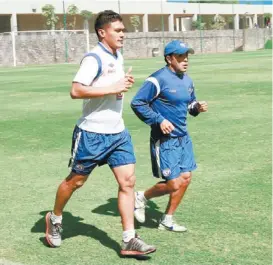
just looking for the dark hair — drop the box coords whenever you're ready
[164,54,172,65]
[95,10,123,38]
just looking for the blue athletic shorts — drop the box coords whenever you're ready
[69,126,136,175]
[150,134,197,181]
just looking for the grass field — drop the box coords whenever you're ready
[0,50,271,265]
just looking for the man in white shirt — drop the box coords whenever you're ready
[45,10,156,257]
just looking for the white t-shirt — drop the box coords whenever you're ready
[73,42,125,134]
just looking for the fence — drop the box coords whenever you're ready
[0,28,271,67]
[0,30,89,66]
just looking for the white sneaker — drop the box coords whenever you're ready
[45,212,63,247]
[134,191,147,223]
[121,234,156,256]
[158,217,187,232]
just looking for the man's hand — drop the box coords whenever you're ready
[110,67,134,95]
[112,78,132,94]
[125,66,135,85]
[197,101,208,112]
[160,119,175,135]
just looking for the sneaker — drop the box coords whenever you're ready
[158,217,187,232]
[120,235,156,256]
[45,212,63,247]
[134,191,147,223]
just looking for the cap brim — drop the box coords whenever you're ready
[173,47,195,55]
[164,47,195,56]
[179,48,194,54]
[188,48,194,54]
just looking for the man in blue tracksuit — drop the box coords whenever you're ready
[131,40,208,232]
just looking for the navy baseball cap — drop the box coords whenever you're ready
[164,40,194,56]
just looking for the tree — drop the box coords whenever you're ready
[67,4,79,30]
[192,16,206,30]
[264,13,272,20]
[264,13,272,28]
[210,14,227,30]
[130,15,141,32]
[226,16,234,29]
[80,10,93,31]
[42,4,59,30]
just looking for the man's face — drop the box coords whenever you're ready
[98,20,125,50]
[167,53,189,73]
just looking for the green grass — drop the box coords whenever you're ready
[0,50,271,265]
[264,39,272,49]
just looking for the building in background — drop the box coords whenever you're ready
[0,0,271,33]
[0,0,272,32]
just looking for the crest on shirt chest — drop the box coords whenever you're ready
[107,62,116,73]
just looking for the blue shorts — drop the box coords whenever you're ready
[69,126,136,175]
[150,134,197,181]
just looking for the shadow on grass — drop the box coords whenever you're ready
[32,211,121,255]
[92,198,163,229]
[31,211,153,260]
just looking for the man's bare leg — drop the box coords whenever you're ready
[46,172,88,247]
[112,164,156,256]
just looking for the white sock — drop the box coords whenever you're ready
[162,214,173,224]
[50,212,62,225]
[122,230,135,243]
[137,191,147,203]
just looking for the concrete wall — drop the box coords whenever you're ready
[0,28,271,66]
[0,33,14,66]
[244,28,271,51]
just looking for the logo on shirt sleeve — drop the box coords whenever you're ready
[188,86,193,94]
[162,168,171,177]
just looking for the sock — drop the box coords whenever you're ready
[50,212,63,225]
[162,214,173,224]
[122,229,135,243]
[137,191,147,203]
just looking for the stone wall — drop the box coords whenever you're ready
[0,28,271,67]
[243,29,271,51]
[0,33,14,66]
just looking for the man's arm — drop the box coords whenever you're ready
[70,56,133,99]
[188,82,208,116]
[70,79,131,99]
[131,79,165,126]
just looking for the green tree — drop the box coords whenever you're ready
[192,16,206,30]
[67,4,79,30]
[264,13,272,28]
[80,10,93,31]
[42,4,59,30]
[264,13,272,20]
[210,14,226,30]
[130,15,141,32]
[226,16,234,29]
